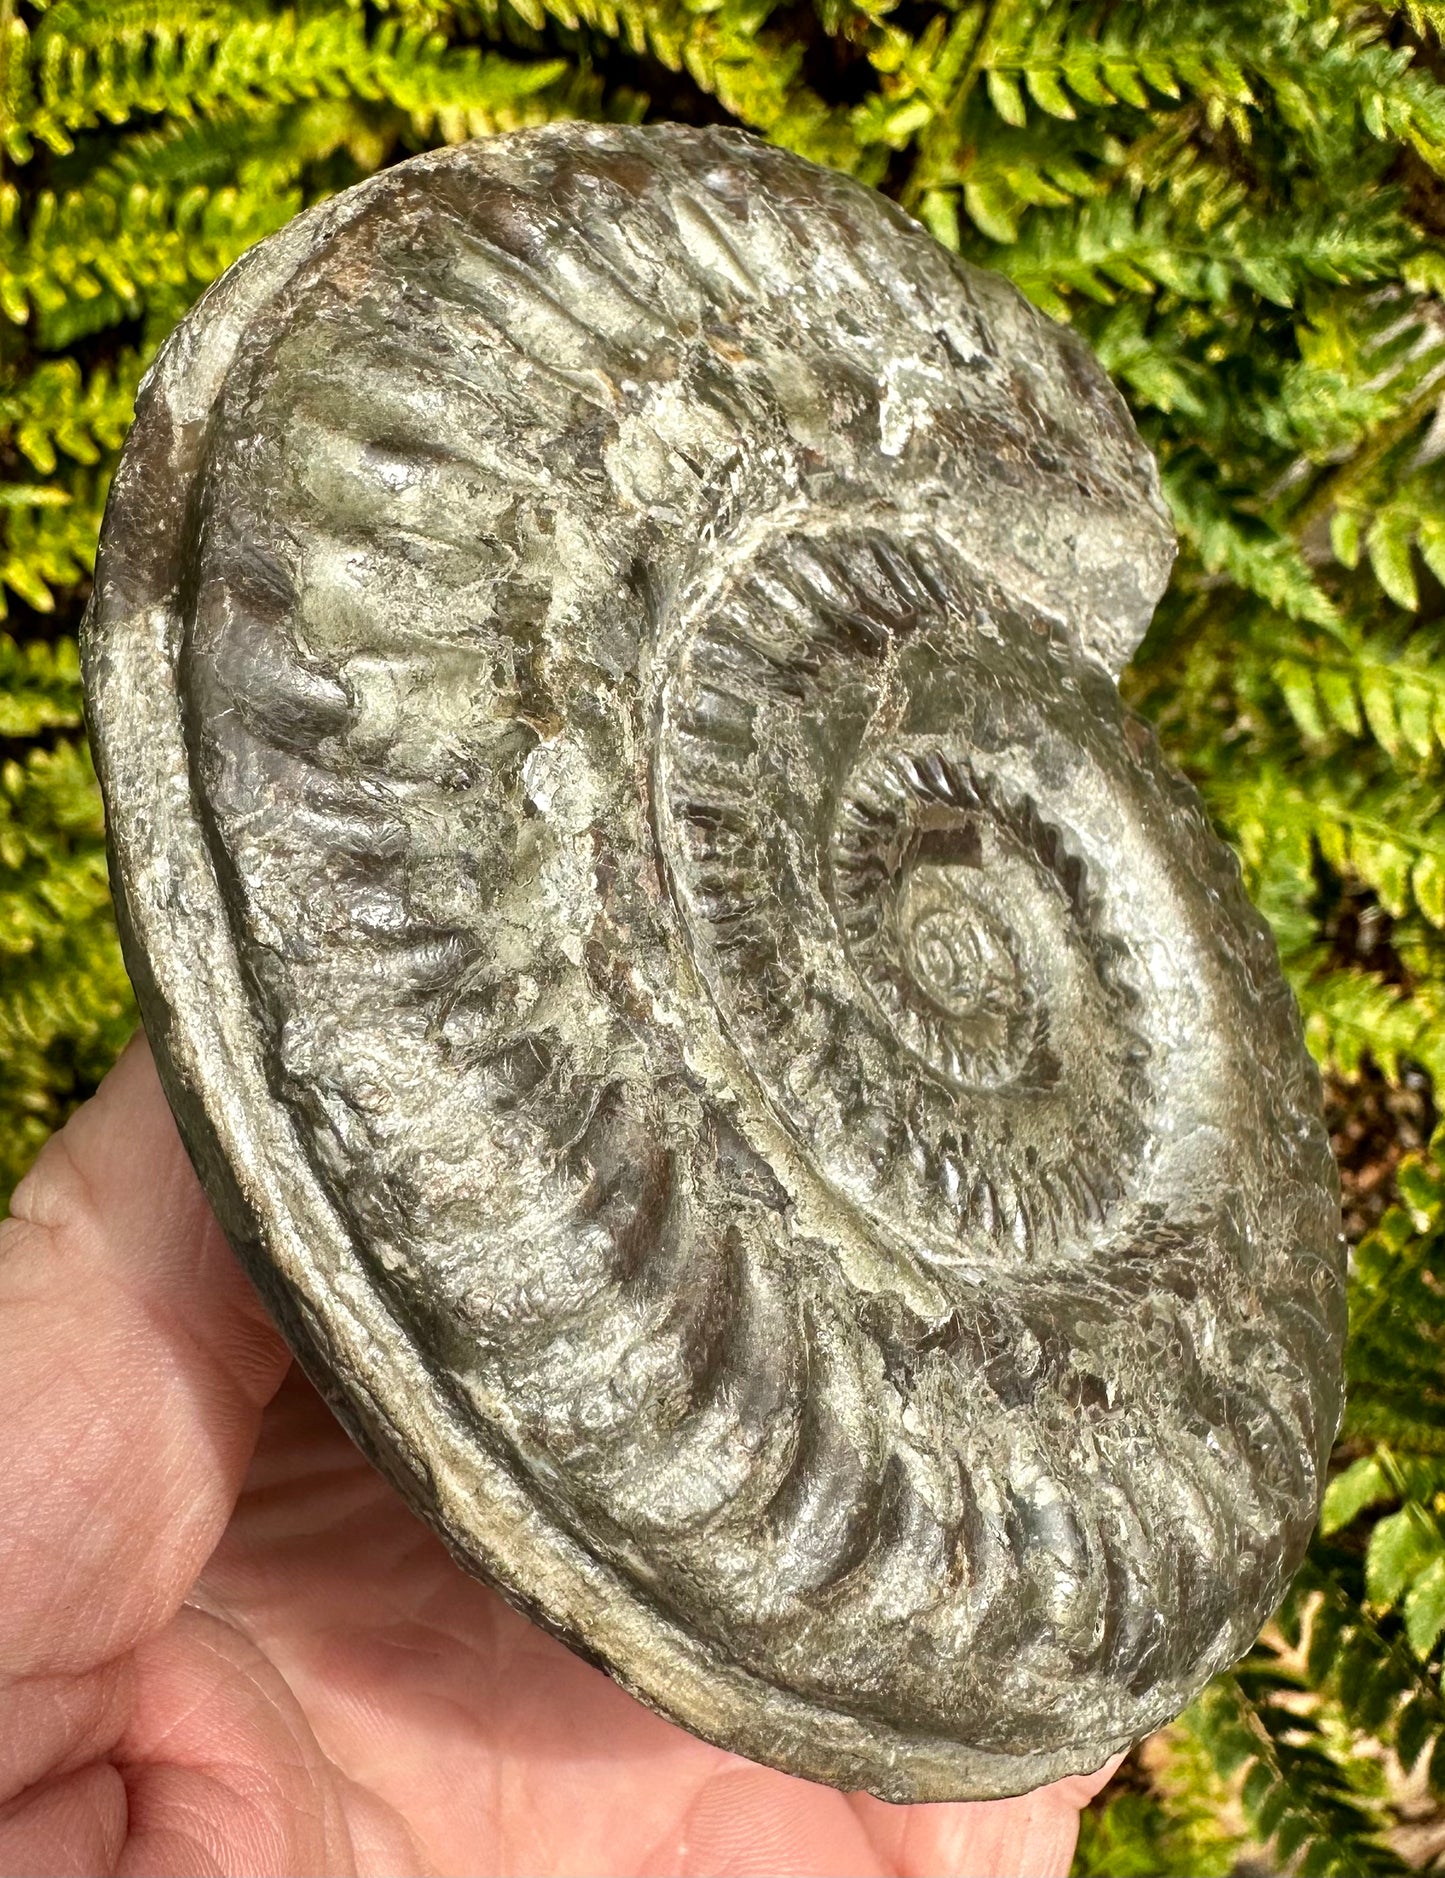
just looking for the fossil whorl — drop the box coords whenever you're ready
[83,122,1346,1801]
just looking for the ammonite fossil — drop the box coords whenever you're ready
[82,122,1346,1802]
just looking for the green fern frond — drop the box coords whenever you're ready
[103,95,385,190]
[0,175,302,338]
[0,351,143,474]
[1329,461,1445,614]
[1395,1,1445,41]
[1211,754,1445,930]
[1321,1448,1445,1538]
[1184,1673,1406,1875]
[1277,293,1445,465]
[1088,301,1210,417]
[995,186,1410,316]
[1343,39,1445,174]
[9,7,581,154]
[980,5,1256,133]
[0,631,82,736]
[1073,1777,1241,1878]
[0,737,134,1198]
[645,5,862,174]
[1273,1550,1445,1793]
[1343,1146,1445,1451]
[914,113,1109,249]
[1292,964,1445,1085]
[1163,463,1340,624]
[1272,625,1445,764]
[0,466,108,615]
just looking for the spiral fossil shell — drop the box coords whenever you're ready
[83,123,1346,1801]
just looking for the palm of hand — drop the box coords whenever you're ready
[0,1039,1112,1877]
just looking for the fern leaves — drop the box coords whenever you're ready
[0,741,133,1182]
[1108,1147,1445,1874]
[1342,1146,1445,1452]
[1186,1674,1406,1876]
[0,631,81,736]
[0,351,141,474]
[5,9,579,160]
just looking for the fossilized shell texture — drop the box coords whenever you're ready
[83,123,1346,1802]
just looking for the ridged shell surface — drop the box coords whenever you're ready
[82,123,1346,1802]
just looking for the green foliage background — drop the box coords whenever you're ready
[4,0,1445,1867]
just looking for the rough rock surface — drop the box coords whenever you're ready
[82,122,1346,1801]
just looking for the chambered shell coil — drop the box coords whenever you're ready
[83,123,1346,1801]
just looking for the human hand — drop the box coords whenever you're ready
[0,1034,1117,1877]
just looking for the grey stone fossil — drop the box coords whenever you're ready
[82,121,1346,1803]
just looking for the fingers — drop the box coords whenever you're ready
[114,1605,358,1878]
[0,1033,290,1692]
[1055,1752,1127,1807]
[0,1762,127,1878]
[0,1660,133,1806]
[849,1756,1125,1878]
[640,1766,889,1878]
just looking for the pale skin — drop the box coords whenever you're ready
[0,1035,1118,1877]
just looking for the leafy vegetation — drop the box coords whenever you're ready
[2,1,1444,1867]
